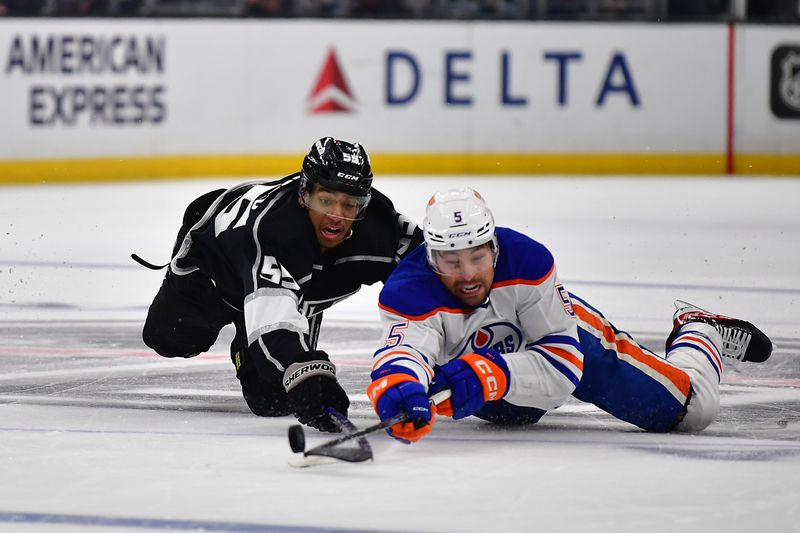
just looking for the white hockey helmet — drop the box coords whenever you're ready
[423,188,499,272]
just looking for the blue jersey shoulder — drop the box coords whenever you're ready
[493,227,555,284]
[378,244,463,318]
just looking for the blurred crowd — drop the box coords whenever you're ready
[0,0,798,20]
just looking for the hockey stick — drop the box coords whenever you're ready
[288,389,451,467]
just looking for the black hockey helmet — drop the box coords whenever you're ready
[299,137,373,220]
[299,137,372,220]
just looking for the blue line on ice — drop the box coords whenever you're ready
[0,511,394,533]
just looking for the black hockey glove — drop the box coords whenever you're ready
[282,351,350,433]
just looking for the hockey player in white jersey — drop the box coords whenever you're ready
[367,188,773,443]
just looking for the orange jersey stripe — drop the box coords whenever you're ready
[539,345,584,371]
[378,301,473,321]
[379,264,555,320]
[574,303,691,398]
[492,263,555,289]
[372,349,434,380]
[373,350,409,369]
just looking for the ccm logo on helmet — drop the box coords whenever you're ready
[448,231,472,238]
[336,172,360,181]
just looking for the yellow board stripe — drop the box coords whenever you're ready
[0,152,798,184]
[374,153,728,175]
[734,154,800,175]
[0,155,300,184]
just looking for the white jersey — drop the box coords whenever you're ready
[374,227,583,411]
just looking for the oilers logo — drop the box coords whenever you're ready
[457,322,522,356]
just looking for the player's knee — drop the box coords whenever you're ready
[141,321,204,359]
[142,330,197,358]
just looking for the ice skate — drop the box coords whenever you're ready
[665,300,773,363]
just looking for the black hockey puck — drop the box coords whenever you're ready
[288,424,305,453]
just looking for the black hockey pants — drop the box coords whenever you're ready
[142,187,232,359]
[141,270,290,417]
[141,189,290,417]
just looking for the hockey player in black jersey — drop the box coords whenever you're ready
[141,137,423,432]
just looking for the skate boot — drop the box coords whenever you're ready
[665,300,773,363]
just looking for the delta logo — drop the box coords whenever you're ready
[307,48,357,114]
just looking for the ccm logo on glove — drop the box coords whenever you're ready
[428,349,510,420]
[461,353,508,401]
[366,376,391,401]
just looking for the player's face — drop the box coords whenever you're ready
[433,245,495,307]
[303,186,358,251]
[304,185,366,221]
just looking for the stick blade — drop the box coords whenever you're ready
[287,446,373,468]
[286,410,378,468]
[287,454,340,468]
[305,445,374,463]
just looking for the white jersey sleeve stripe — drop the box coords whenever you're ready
[243,288,307,345]
[372,349,434,384]
[532,345,583,376]
[529,347,582,387]
[503,349,579,410]
[373,348,435,377]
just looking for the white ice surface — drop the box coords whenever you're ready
[1,176,799,533]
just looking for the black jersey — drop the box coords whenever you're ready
[169,174,422,371]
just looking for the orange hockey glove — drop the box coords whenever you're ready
[367,369,436,444]
[429,348,510,419]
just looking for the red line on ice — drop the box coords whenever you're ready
[0,346,370,366]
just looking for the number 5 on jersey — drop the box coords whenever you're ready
[259,255,300,290]
[384,320,408,347]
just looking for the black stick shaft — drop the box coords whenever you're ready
[303,389,451,457]
[303,413,407,457]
